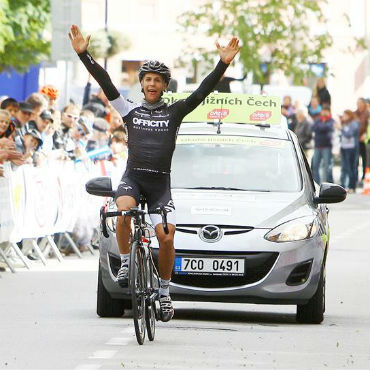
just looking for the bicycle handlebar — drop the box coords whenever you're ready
[101,205,169,238]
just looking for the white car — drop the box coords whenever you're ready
[89,120,346,324]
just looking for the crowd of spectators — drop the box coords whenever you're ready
[0,85,128,170]
[0,84,128,259]
[281,78,370,193]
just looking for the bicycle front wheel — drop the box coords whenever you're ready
[145,255,159,341]
[129,241,146,345]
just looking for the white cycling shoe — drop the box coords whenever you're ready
[117,265,129,287]
[159,295,174,322]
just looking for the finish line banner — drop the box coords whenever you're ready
[163,93,281,125]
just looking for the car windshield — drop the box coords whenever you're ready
[171,135,301,192]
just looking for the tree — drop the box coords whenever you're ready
[0,0,50,73]
[88,30,130,60]
[178,0,333,85]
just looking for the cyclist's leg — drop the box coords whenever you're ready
[144,174,176,321]
[116,195,137,254]
[115,173,140,286]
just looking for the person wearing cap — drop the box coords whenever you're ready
[15,128,43,164]
[35,110,55,153]
[13,102,33,132]
[85,117,109,152]
[26,93,48,121]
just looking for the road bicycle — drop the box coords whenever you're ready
[100,198,169,345]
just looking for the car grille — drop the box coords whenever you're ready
[176,224,253,236]
[152,250,279,288]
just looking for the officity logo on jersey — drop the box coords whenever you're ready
[133,117,169,128]
[199,225,223,243]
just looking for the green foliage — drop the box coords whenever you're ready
[178,0,333,84]
[0,0,50,73]
[88,29,130,59]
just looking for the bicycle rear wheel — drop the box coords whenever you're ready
[145,255,159,341]
[129,241,146,345]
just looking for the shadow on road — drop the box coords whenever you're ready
[172,307,297,325]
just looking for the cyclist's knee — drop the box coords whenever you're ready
[116,195,136,211]
[157,226,175,249]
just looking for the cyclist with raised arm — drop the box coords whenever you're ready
[69,25,241,322]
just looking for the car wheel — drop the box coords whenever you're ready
[97,262,126,317]
[296,266,325,324]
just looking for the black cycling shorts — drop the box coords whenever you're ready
[115,168,176,227]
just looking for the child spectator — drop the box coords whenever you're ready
[308,96,322,120]
[0,109,15,139]
[0,98,20,118]
[15,129,43,164]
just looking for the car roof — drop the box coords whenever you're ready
[178,122,291,140]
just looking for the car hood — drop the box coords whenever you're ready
[172,189,313,229]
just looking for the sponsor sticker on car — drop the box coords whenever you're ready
[163,92,281,125]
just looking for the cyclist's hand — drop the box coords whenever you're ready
[68,24,91,54]
[216,36,241,64]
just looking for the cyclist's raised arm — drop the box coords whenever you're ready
[68,25,136,117]
[180,37,241,116]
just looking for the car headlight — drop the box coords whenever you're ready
[264,216,318,242]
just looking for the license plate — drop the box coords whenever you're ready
[174,257,245,276]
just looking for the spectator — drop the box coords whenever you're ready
[313,77,331,106]
[213,73,247,93]
[15,129,43,164]
[307,96,322,120]
[83,86,109,118]
[26,93,48,121]
[108,109,124,134]
[1,98,19,118]
[355,97,369,183]
[293,108,312,155]
[0,109,15,139]
[13,102,33,131]
[109,130,127,161]
[282,95,295,116]
[53,104,80,155]
[339,110,359,193]
[34,110,55,153]
[39,85,60,111]
[0,136,24,176]
[85,117,109,152]
[311,105,335,184]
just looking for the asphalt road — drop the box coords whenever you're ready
[0,194,369,369]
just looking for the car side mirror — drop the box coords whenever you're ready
[85,177,115,198]
[314,182,347,204]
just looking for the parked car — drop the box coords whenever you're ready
[88,120,346,324]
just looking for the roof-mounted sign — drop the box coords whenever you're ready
[163,92,281,125]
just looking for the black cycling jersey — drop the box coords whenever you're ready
[78,50,229,174]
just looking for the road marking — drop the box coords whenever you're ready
[88,350,117,359]
[75,364,102,370]
[105,337,131,345]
